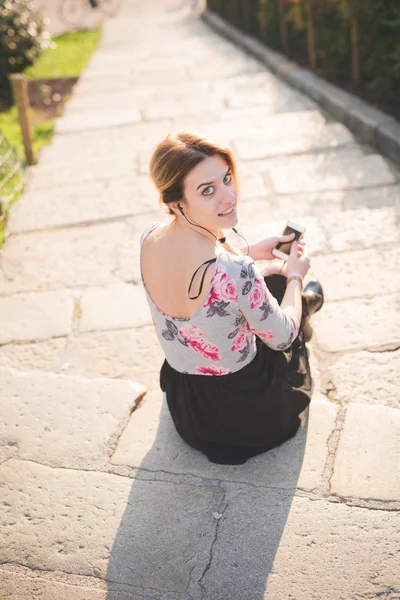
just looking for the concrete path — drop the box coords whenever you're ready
[1,1,400,598]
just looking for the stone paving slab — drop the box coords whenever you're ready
[56,108,142,134]
[313,294,400,352]
[111,390,337,492]
[80,284,152,332]
[70,327,165,391]
[26,156,137,190]
[0,568,111,600]
[331,403,400,501]
[201,485,400,600]
[223,85,318,113]
[181,109,326,144]
[0,366,146,469]
[234,122,354,160]
[0,289,73,345]
[0,565,157,600]
[0,222,137,295]
[186,57,266,82]
[245,185,399,222]
[321,206,399,252]
[143,94,226,121]
[329,350,400,408]
[311,247,400,301]
[8,180,159,233]
[237,146,364,187]
[0,459,222,595]
[339,183,400,210]
[0,338,66,374]
[38,120,172,167]
[70,77,136,98]
[270,153,397,194]
[67,83,211,113]
[81,64,190,86]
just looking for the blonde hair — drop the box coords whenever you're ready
[149,131,239,217]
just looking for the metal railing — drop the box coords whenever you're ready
[0,132,24,226]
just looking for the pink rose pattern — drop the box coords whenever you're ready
[156,260,295,375]
[179,324,221,362]
[196,365,232,375]
[257,330,273,341]
[204,268,238,317]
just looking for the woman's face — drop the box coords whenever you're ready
[181,154,238,233]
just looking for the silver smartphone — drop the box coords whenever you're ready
[272,221,306,261]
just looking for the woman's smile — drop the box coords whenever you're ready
[218,205,236,217]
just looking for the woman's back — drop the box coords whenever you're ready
[140,221,221,320]
[140,222,299,376]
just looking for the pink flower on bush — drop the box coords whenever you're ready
[179,324,221,361]
[204,268,238,307]
[196,365,232,375]
[249,278,268,309]
[257,330,273,341]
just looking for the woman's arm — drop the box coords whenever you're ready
[236,240,309,350]
[237,260,300,351]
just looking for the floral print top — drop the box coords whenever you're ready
[140,222,300,376]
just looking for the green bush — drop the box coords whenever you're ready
[209,0,400,102]
[0,0,52,74]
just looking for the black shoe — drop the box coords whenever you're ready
[301,279,324,342]
[303,279,324,316]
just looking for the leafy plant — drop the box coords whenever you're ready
[0,0,52,73]
[210,0,400,103]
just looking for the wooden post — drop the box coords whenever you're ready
[10,74,35,166]
[350,12,361,83]
[243,0,252,32]
[305,0,317,69]
[278,0,289,55]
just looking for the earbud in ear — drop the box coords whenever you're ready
[177,204,184,214]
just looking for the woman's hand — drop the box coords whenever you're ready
[248,232,296,261]
[287,239,310,279]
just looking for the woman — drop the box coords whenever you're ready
[140,132,324,465]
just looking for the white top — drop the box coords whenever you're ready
[140,222,299,376]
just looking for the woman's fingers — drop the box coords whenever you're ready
[280,233,295,242]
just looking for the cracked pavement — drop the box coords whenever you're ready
[0,0,399,598]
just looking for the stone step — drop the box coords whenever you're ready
[330,349,400,409]
[0,457,221,597]
[0,326,165,393]
[0,365,146,469]
[0,288,74,345]
[111,389,337,492]
[201,484,400,600]
[55,107,142,135]
[25,155,137,190]
[7,179,158,234]
[2,205,397,298]
[313,293,400,353]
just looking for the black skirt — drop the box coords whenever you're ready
[159,274,312,465]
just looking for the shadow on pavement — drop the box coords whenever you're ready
[105,392,310,599]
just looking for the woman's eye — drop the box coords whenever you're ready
[224,173,232,184]
[203,186,214,196]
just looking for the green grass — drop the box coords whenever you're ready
[0,27,102,245]
[0,106,55,163]
[24,28,102,79]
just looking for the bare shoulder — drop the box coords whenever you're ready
[142,223,217,268]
